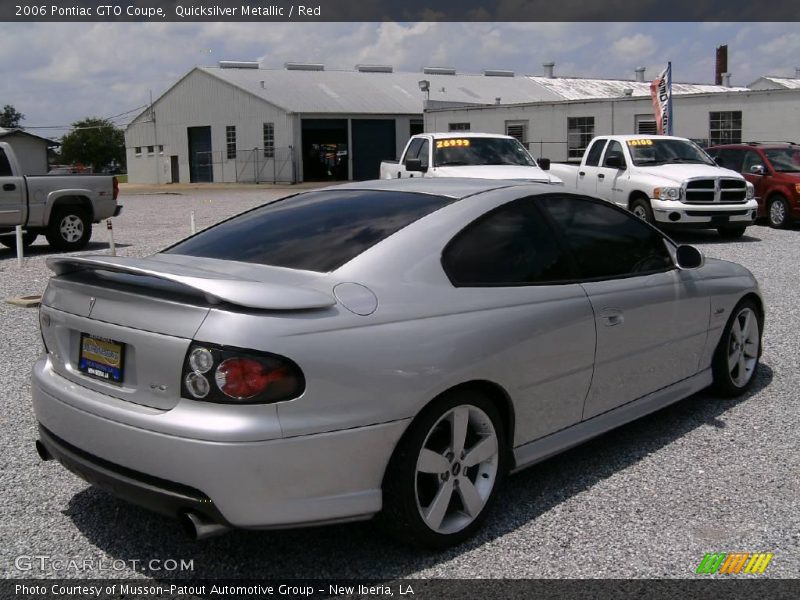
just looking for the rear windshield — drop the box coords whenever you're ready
[165,190,454,272]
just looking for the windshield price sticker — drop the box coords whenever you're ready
[628,139,654,146]
[436,139,471,148]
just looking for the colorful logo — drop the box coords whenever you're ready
[696,552,773,574]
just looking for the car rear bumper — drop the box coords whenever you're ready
[32,359,409,529]
[651,199,758,227]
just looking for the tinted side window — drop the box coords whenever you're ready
[603,140,626,168]
[584,139,607,167]
[403,139,423,164]
[418,140,430,168]
[443,200,574,286]
[0,149,12,177]
[167,190,454,272]
[540,197,673,279]
[742,150,764,173]
[717,149,744,172]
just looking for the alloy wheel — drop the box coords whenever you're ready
[414,405,499,535]
[727,307,759,387]
[59,215,84,243]
[769,200,786,227]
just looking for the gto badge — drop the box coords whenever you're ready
[149,383,168,392]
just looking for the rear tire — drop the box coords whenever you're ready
[45,207,91,251]
[0,231,38,248]
[630,198,655,224]
[377,390,507,549]
[711,299,762,397]
[717,226,747,239]
[767,195,790,229]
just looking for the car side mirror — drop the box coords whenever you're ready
[676,245,704,270]
[605,153,625,169]
[749,164,766,176]
[405,158,427,173]
[538,158,551,171]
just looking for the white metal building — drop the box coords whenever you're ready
[125,62,800,182]
[0,127,57,175]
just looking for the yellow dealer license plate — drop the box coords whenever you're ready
[78,334,126,384]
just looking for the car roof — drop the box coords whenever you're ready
[598,134,688,141]
[421,132,516,140]
[708,142,798,149]
[316,177,530,199]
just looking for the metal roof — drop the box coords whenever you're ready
[0,127,60,145]
[199,66,564,114]
[752,76,800,90]
[527,76,750,100]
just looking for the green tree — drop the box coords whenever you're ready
[60,117,126,170]
[0,104,24,128]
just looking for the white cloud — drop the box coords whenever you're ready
[612,33,657,60]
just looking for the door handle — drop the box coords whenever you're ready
[600,308,624,327]
[578,171,586,177]
[597,173,605,179]
[2,183,15,191]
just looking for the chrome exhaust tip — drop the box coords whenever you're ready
[179,511,230,541]
[35,440,52,461]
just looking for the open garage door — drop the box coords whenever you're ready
[301,119,348,181]
[352,119,397,181]
[187,126,213,183]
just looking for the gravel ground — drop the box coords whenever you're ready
[1,187,798,580]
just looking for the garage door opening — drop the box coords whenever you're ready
[187,126,213,183]
[301,119,348,181]
[352,119,396,180]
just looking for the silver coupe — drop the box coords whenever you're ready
[32,178,763,547]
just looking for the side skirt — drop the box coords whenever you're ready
[511,369,713,473]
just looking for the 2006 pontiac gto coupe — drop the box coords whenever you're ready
[32,178,763,547]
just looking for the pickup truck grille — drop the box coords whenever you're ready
[683,178,747,204]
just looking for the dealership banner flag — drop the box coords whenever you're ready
[650,62,673,135]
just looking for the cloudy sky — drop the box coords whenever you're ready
[1,21,798,138]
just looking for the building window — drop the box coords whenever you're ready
[634,115,658,135]
[158,145,164,154]
[448,123,470,132]
[505,121,528,145]
[263,123,274,158]
[147,145,154,155]
[226,126,237,159]
[567,117,594,160]
[709,111,742,145]
[134,147,142,156]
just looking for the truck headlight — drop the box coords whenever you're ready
[654,186,681,200]
[746,182,755,199]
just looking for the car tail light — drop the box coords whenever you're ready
[181,342,304,404]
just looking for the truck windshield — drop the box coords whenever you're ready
[628,139,715,167]
[433,137,536,167]
[764,148,800,172]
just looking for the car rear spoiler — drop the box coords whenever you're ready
[46,256,336,311]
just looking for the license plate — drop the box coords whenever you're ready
[78,334,125,384]
[711,215,729,224]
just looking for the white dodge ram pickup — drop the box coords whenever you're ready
[0,141,121,251]
[380,132,562,184]
[549,135,758,238]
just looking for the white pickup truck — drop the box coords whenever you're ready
[549,135,758,238]
[380,132,562,184]
[0,141,121,251]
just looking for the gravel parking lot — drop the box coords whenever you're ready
[1,186,798,580]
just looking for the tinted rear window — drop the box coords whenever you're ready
[166,190,454,272]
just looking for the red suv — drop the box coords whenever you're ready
[706,142,800,228]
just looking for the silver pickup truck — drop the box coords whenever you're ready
[0,141,121,251]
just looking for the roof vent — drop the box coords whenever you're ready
[483,69,515,77]
[285,62,324,71]
[623,88,634,96]
[722,72,732,87]
[218,61,260,69]
[355,64,393,73]
[423,66,457,75]
[634,66,646,82]
[543,61,555,78]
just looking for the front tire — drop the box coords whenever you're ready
[767,195,790,229]
[711,299,762,397]
[45,207,91,251]
[630,198,655,224]
[717,226,747,239]
[378,390,507,548]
